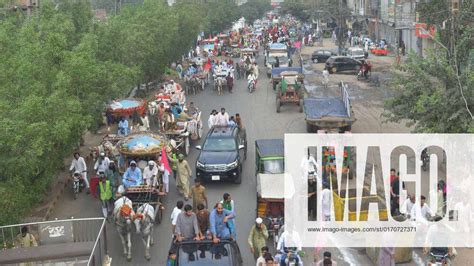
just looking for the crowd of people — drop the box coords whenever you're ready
[167,192,237,264]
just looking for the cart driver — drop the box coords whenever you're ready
[122,160,143,188]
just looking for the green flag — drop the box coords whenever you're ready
[281,77,287,93]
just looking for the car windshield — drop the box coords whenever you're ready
[178,243,233,266]
[268,56,288,64]
[351,50,364,56]
[202,138,236,151]
[262,159,284,174]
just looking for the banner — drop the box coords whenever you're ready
[284,134,474,247]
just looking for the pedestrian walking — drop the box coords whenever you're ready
[104,161,120,199]
[190,179,208,211]
[321,183,332,221]
[248,217,269,261]
[94,152,110,176]
[171,201,184,236]
[226,72,234,93]
[169,154,192,200]
[97,172,113,219]
[208,109,217,129]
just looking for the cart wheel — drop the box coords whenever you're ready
[276,98,281,113]
[184,137,190,155]
[154,203,163,224]
[299,99,304,112]
[197,122,203,139]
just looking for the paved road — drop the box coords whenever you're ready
[51,43,427,265]
[51,52,312,265]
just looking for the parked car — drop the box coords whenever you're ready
[347,47,366,60]
[170,239,243,266]
[325,56,362,74]
[195,126,246,184]
[311,49,337,63]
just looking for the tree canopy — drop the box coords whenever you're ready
[0,0,270,225]
[383,1,474,133]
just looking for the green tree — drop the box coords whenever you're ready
[383,3,474,133]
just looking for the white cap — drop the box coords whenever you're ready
[256,217,263,224]
[148,160,155,166]
[100,152,105,156]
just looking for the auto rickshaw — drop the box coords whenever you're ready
[255,139,285,248]
[257,171,284,248]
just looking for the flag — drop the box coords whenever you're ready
[160,147,172,173]
[281,77,287,93]
[293,41,302,49]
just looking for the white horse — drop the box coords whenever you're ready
[134,203,155,260]
[215,77,224,95]
[114,196,134,261]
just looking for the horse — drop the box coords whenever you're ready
[215,77,224,95]
[184,76,196,95]
[134,203,155,260]
[114,196,134,261]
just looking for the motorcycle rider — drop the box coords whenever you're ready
[69,152,90,193]
[247,71,257,91]
[423,217,456,264]
[276,227,303,266]
[359,60,370,79]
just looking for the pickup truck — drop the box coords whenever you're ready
[303,82,356,132]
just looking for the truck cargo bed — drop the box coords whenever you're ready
[303,97,349,119]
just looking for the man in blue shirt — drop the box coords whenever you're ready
[210,203,235,243]
[122,161,142,188]
[118,117,129,136]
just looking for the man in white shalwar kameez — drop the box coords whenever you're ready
[143,161,159,187]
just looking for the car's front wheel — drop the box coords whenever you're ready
[234,168,242,184]
[312,58,318,63]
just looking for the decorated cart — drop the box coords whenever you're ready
[116,132,169,223]
[117,132,168,171]
[164,122,191,156]
[107,99,147,121]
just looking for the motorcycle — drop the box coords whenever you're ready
[421,148,429,171]
[264,216,284,248]
[72,172,85,200]
[247,78,256,93]
[277,247,304,266]
[357,65,371,80]
[428,247,451,265]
